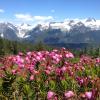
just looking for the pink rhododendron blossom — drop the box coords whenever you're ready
[85,91,92,99]
[27,52,31,56]
[30,75,34,81]
[47,91,55,99]
[66,53,74,58]
[12,69,17,75]
[64,91,75,98]
[61,66,66,72]
[45,70,51,75]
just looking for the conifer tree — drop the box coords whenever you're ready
[0,38,5,56]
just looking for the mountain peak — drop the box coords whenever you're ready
[21,23,31,27]
[19,23,34,30]
[85,18,96,22]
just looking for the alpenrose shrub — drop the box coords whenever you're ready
[0,48,100,100]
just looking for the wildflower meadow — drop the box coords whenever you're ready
[0,48,100,100]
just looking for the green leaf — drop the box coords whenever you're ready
[49,80,56,90]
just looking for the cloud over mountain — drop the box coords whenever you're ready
[34,16,53,21]
[15,14,54,24]
[15,14,33,21]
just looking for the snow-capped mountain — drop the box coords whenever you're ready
[0,18,100,44]
[16,23,34,38]
[0,22,18,40]
[49,18,100,31]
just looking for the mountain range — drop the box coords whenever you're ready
[0,18,100,47]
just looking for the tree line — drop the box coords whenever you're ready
[0,37,100,57]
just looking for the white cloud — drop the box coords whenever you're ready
[0,9,5,13]
[15,14,33,21]
[15,14,54,24]
[34,16,53,21]
[51,9,55,13]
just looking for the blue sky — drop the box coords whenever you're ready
[0,0,100,24]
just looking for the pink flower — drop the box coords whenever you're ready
[12,69,17,75]
[27,52,31,56]
[1,66,6,70]
[69,53,74,58]
[34,70,39,74]
[53,49,58,52]
[28,66,34,72]
[25,57,30,63]
[36,56,41,60]
[47,66,52,70]
[30,75,34,81]
[64,91,75,99]
[65,54,70,58]
[45,70,51,75]
[47,91,55,99]
[56,68,61,75]
[65,52,74,58]
[61,66,66,72]
[96,58,100,63]
[18,52,23,56]
[79,79,84,85]
[85,91,92,99]
[19,64,24,68]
